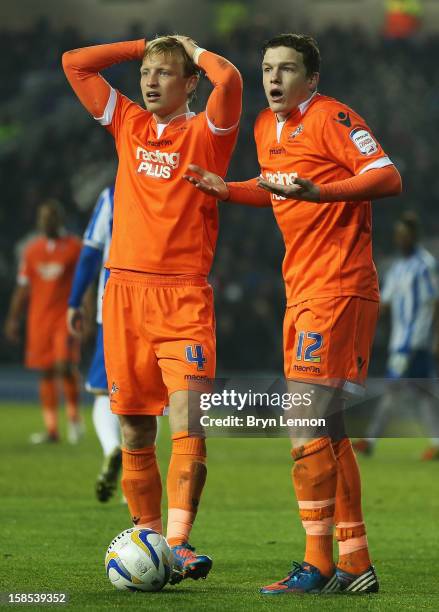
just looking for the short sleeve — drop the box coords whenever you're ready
[97,88,146,143]
[17,246,31,286]
[320,103,394,176]
[203,113,239,178]
[381,265,395,304]
[420,259,439,300]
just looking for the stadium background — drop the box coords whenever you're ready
[1,0,439,385]
[0,0,434,479]
[1,1,439,609]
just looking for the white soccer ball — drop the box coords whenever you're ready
[105,528,171,592]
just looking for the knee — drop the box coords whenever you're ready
[41,369,55,380]
[169,391,205,437]
[169,391,189,435]
[56,362,74,378]
[120,415,157,450]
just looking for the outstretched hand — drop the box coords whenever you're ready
[184,164,230,200]
[256,176,320,202]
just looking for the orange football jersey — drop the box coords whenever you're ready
[254,93,392,306]
[105,99,237,274]
[63,41,242,276]
[18,235,82,332]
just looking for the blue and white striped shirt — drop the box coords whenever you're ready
[83,186,114,324]
[381,247,438,354]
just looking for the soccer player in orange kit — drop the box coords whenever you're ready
[62,35,242,582]
[185,33,402,594]
[4,200,82,444]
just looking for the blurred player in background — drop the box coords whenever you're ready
[4,200,82,444]
[354,212,439,460]
[67,185,123,502]
[186,33,401,594]
[63,34,242,582]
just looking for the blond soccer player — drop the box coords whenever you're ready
[63,35,242,583]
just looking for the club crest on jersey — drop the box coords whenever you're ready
[110,382,119,395]
[287,124,304,141]
[185,345,206,371]
[349,128,378,155]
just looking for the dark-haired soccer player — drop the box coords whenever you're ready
[354,212,439,460]
[5,201,82,444]
[186,33,402,594]
[63,34,242,582]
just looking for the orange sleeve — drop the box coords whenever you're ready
[319,165,402,202]
[62,39,145,119]
[197,51,242,131]
[226,178,272,207]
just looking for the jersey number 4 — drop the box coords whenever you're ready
[296,332,323,363]
[185,345,206,371]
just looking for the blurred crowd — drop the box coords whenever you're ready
[1,17,438,373]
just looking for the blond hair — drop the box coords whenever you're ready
[143,36,200,79]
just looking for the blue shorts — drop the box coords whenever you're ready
[387,349,436,379]
[86,324,108,394]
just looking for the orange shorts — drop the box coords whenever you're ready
[283,296,379,394]
[25,318,80,370]
[103,270,216,416]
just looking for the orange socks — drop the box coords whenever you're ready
[39,378,59,437]
[166,432,207,547]
[121,434,206,542]
[292,437,337,577]
[63,373,80,422]
[332,438,371,574]
[121,446,163,532]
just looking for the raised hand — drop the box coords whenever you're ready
[172,36,199,60]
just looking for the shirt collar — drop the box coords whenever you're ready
[276,90,318,123]
[298,90,318,116]
[155,110,195,130]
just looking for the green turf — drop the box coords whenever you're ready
[1,402,438,610]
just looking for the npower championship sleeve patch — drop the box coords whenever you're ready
[349,127,378,155]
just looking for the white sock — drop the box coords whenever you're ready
[92,395,121,456]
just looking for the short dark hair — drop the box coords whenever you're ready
[39,198,64,219]
[399,211,420,238]
[262,34,320,76]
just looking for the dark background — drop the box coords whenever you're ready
[1,0,437,377]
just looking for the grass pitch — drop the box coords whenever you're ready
[1,402,438,610]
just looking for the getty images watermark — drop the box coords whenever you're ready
[187,377,439,438]
[192,386,327,433]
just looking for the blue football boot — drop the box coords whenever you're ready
[260,561,339,594]
[169,543,212,585]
